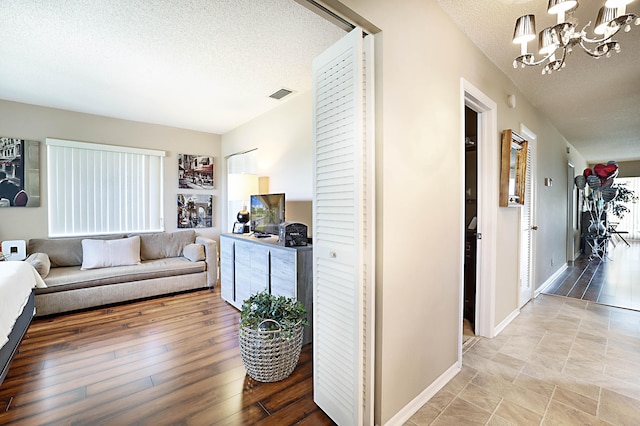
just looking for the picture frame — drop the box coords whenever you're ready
[178,153,214,189]
[232,222,244,234]
[0,137,40,207]
[177,194,213,228]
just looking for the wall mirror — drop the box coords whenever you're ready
[499,129,528,207]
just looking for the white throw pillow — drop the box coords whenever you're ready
[81,236,141,270]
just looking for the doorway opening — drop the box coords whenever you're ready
[463,106,478,343]
[461,79,498,349]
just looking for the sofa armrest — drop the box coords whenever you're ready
[196,236,218,288]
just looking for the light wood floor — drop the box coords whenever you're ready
[0,287,335,425]
[543,239,640,311]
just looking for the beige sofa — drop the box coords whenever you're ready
[26,230,217,316]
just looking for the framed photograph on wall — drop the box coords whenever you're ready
[177,194,213,228]
[178,154,214,189]
[0,137,40,207]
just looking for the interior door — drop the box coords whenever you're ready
[567,163,575,262]
[312,27,374,426]
[519,140,534,308]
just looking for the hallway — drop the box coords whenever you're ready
[406,294,640,425]
[543,240,640,311]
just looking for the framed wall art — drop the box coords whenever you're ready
[177,194,213,228]
[178,154,214,189]
[0,137,40,207]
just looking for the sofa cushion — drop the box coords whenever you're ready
[183,243,205,262]
[28,234,126,267]
[136,230,196,260]
[37,257,206,294]
[81,236,141,270]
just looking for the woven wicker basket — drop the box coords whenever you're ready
[239,319,304,382]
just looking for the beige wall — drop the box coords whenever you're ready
[325,0,577,423]
[0,99,222,242]
[221,91,314,233]
[614,160,640,178]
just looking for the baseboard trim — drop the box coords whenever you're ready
[383,362,460,426]
[493,308,519,336]
[535,263,568,297]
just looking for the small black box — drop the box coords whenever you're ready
[278,222,308,247]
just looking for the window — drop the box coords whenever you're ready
[46,138,165,237]
[226,149,258,232]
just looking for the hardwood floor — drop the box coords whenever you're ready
[543,239,640,311]
[0,287,335,425]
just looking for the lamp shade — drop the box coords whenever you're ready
[538,27,559,54]
[513,14,537,43]
[228,173,259,201]
[604,0,633,7]
[595,6,619,34]
[547,0,578,14]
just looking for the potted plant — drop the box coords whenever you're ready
[238,291,308,382]
[609,182,638,220]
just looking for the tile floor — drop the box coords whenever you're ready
[406,294,640,425]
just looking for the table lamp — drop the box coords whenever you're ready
[228,173,258,233]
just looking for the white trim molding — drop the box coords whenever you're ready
[535,263,568,297]
[382,362,460,426]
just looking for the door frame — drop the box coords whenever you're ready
[567,162,576,262]
[460,79,498,358]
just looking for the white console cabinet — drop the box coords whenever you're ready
[219,233,313,344]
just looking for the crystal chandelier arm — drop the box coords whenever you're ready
[515,50,557,67]
[578,39,607,57]
[579,21,620,44]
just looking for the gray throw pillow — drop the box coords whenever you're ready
[25,252,51,279]
[137,231,196,260]
[183,243,205,262]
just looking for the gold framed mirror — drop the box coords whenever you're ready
[499,129,528,207]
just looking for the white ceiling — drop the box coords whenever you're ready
[438,0,640,163]
[0,0,346,134]
[2,1,638,162]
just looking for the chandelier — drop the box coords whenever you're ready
[512,0,639,74]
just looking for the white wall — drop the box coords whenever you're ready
[0,99,222,242]
[221,91,314,233]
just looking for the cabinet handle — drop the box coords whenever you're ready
[330,251,337,258]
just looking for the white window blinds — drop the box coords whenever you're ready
[46,138,165,237]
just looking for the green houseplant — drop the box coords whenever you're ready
[239,291,308,382]
[609,182,638,220]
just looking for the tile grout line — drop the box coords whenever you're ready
[539,385,558,425]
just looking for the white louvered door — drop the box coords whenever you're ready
[519,142,534,308]
[312,28,374,425]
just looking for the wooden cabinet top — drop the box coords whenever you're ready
[221,233,312,252]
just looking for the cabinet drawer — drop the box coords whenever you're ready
[251,269,269,294]
[235,265,251,305]
[251,245,270,274]
[220,261,234,283]
[270,249,296,279]
[234,241,252,266]
[271,275,295,298]
[220,236,235,260]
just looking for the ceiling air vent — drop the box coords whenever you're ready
[269,88,294,100]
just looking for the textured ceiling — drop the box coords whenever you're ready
[438,0,640,163]
[0,0,346,134]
